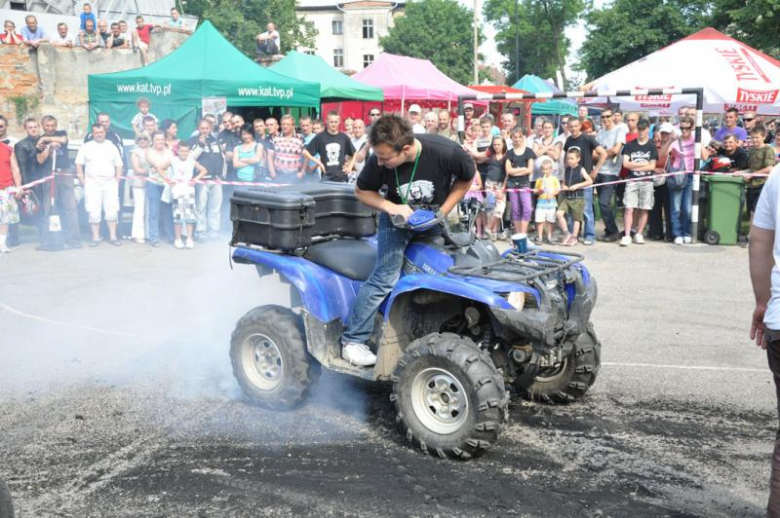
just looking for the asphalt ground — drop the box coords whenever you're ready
[0,234,774,517]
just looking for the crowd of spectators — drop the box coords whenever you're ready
[0,6,191,64]
[2,97,779,255]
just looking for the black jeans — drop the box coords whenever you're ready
[649,183,673,240]
[595,174,619,236]
[766,328,780,517]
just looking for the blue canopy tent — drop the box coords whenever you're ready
[512,75,577,116]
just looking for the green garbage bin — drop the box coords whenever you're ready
[703,175,744,245]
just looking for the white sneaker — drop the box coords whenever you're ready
[342,342,377,367]
[619,236,631,247]
[0,244,9,254]
[174,239,184,249]
[674,237,683,245]
[633,234,645,244]
[185,238,195,249]
[683,236,692,244]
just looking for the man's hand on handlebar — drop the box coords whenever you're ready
[387,203,415,221]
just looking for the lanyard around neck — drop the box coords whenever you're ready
[394,141,421,205]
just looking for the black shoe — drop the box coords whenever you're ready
[598,233,620,243]
[68,241,83,249]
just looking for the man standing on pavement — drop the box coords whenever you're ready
[299,116,320,180]
[217,114,240,227]
[36,115,81,249]
[620,119,657,246]
[75,124,123,246]
[14,119,48,246]
[272,114,305,182]
[564,118,607,245]
[749,160,780,517]
[188,118,224,241]
[340,115,474,366]
[595,108,625,241]
[302,111,356,183]
[86,113,126,236]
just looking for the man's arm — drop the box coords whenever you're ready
[591,145,607,177]
[355,186,414,220]
[76,163,85,183]
[749,225,775,348]
[10,152,23,198]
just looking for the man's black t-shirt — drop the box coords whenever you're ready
[505,147,535,187]
[717,147,749,171]
[357,133,475,207]
[14,136,43,182]
[622,138,658,179]
[305,131,355,182]
[187,134,224,179]
[38,130,70,171]
[564,133,602,173]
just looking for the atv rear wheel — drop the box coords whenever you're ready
[230,305,319,410]
[523,323,601,404]
[392,333,508,460]
[0,479,13,518]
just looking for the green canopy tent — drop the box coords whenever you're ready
[88,21,320,138]
[271,51,384,102]
[512,74,577,116]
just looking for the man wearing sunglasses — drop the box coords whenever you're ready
[742,111,762,151]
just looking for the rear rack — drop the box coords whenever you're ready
[448,249,584,282]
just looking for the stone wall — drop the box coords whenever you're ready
[0,29,189,139]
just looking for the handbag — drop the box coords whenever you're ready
[665,138,688,190]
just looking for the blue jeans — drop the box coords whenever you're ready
[583,186,596,240]
[669,176,693,238]
[595,174,619,235]
[342,213,413,344]
[146,182,163,243]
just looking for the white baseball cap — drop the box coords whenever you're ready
[658,122,675,134]
[408,104,422,114]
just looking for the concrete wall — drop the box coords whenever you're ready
[0,28,188,139]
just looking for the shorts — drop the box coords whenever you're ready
[173,191,197,225]
[557,197,585,222]
[624,181,654,210]
[0,188,20,226]
[747,186,764,213]
[84,177,119,224]
[483,180,506,219]
[535,204,557,223]
[136,41,149,51]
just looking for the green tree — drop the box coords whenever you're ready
[379,0,481,85]
[578,0,711,81]
[709,0,780,58]
[484,0,586,86]
[183,0,316,58]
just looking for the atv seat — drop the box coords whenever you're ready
[303,239,377,281]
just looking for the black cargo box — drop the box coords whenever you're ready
[230,182,377,250]
[231,190,315,250]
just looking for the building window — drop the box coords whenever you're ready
[333,49,344,68]
[303,50,315,55]
[363,54,374,68]
[362,19,374,39]
[332,20,343,35]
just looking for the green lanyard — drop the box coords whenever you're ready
[394,141,421,205]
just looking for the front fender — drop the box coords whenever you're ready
[232,247,358,322]
[384,274,515,320]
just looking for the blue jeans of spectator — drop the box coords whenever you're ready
[342,213,412,345]
[195,183,223,236]
[669,176,693,238]
[595,174,619,235]
[146,182,164,243]
[583,186,595,240]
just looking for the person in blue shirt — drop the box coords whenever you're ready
[80,3,97,32]
[21,15,47,49]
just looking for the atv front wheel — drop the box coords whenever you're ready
[523,323,601,404]
[0,479,13,518]
[392,333,508,460]
[230,305,318,410]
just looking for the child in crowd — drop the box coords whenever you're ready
[533,158,560,244]
[505,127,535,234]
[556,149,592,246]
[464,170,485,238]
[131,98,158,135]
[169,142,207,249]
[743,125,777,223]
[483,135,507,240]
[80,3,97,33]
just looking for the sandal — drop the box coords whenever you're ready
[109,239,122,247]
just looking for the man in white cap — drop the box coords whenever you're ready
[463,102,476,130]
[408,104,425,134]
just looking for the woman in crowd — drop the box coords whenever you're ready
[1,20,24,45]
[145,131,174,247]
[161,119,180,153]
[130,133,151,244]
[773,130,780,161]
[532,119,563,180]
[664,116,698,245]
[232,124,264,182]
[484,135,509,239]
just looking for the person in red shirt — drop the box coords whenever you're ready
[132,15,158,65]
[0,116,23,253]
[1,20,24,45]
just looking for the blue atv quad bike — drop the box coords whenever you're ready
[229,183,601,460]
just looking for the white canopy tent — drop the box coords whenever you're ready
[580,28,780,115]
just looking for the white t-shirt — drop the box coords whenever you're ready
[753,163,780,329]
[75,140,122,179]
[412,123,425,134]
[51,33,74,46]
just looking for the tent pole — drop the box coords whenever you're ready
[691,88,704,243]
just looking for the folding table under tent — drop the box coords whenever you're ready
[88,21,320,138]
[579,28,780,116]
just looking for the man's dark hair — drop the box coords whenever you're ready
[111,22,118,29]
[41,115,56,125]
[199,117,214,128]
[479,116,492,126]
[369,114,414,152]
[97,112,110,119]
[613,108,623,115]
[23,117,37,127]
[142,115,156,124]
[566,148,581,159]
[726,107,740,116]
[178,140,190,149]
[750,124,767,137]
[91,123,103,131]
[312,119,323,126]
[327,110,339,118]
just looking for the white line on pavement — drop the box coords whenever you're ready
[603,361,767,373]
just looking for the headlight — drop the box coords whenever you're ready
[507,292,525,311]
